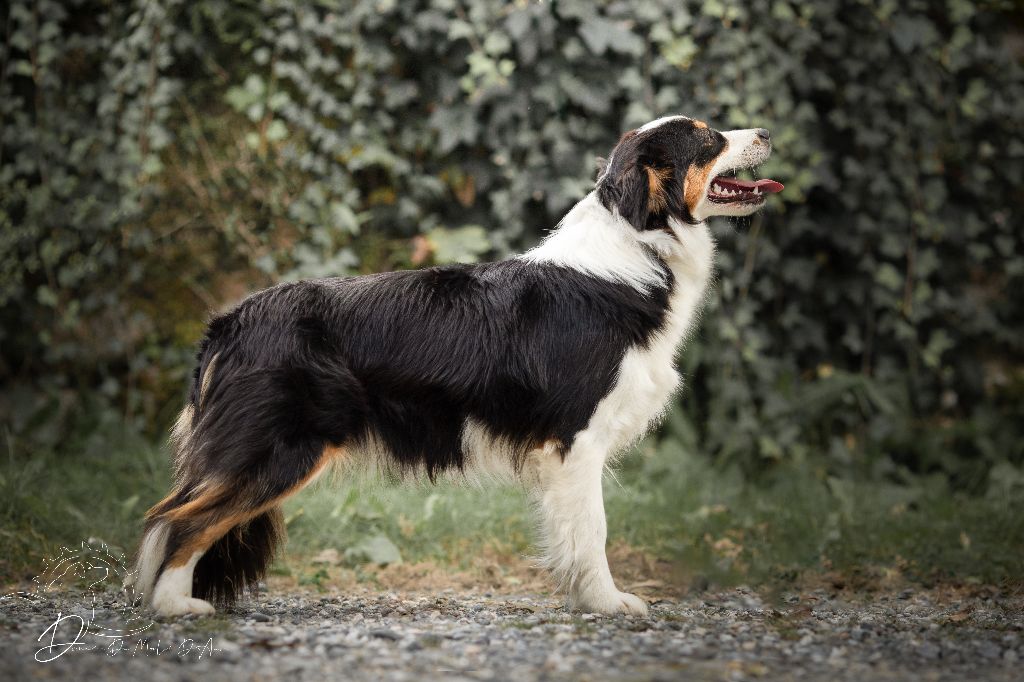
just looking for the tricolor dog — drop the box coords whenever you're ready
[133,115,782,617]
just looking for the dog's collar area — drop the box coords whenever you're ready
[707,175,784,204]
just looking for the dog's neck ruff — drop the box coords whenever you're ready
[519,192,667,293]
[519,191,714,296]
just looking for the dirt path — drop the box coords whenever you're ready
[2,583,1021,681]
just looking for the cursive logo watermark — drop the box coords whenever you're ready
[2,540,220,662]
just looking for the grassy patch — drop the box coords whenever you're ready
[282,475,534,570]
[2,419,1022,593]
[605,435,1024,590]
[0,425,170,582]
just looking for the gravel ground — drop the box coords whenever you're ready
[2,585,1022,681]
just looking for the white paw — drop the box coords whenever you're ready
[152,595,216,617]
[573,590,650,617]
[616,591,650,616]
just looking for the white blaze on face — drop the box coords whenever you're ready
[692,128,774,221]
[636,115,691,133]
[715,129,772,175]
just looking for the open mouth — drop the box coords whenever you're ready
[707,176,784,204]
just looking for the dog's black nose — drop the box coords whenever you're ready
[756,128,771,142]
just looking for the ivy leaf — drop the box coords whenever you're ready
[344,535,402,566]
[578,16,643,56]
[265,119,288,142]
[426,226,491,264]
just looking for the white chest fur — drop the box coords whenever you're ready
[579,220,715,457]
[521,193,716,458]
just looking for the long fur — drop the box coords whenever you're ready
[191,509,284,604]
[133,115,777,616]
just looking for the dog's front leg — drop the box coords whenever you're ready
[533,442,649,616]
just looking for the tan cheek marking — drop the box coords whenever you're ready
[646,166,672,213]
[683,141,729,212]
[692,120,708,129]
[684,161,716,213]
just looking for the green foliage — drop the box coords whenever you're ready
[0,422,170,578]
[608,429,1024,587]
[1,0,1023,491]
[1,426,1021,587]
[283,477,532,570]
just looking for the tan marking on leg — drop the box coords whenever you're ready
[159,481,227,522]
[165,510,259,568]
[164,445,347,567]
[145,482,210,521]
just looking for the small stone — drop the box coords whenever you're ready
[978,641,1002,659]
[370,628,401,641]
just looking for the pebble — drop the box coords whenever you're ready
[1,586,1021,681]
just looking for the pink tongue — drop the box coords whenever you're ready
[713,176,784,194]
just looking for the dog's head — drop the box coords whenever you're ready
[596,115,783,230]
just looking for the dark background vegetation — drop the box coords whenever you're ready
[1,0,1022,587]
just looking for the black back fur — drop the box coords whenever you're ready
[186,259,672,485]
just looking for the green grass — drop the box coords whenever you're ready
[0,425,169,581]
[605,435,1024,589]
[282,473,535,569]
[2,419,1022,591]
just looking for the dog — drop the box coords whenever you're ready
[132,115,782,617]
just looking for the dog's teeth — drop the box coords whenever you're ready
[754,188,761,195]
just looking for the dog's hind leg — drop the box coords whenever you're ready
[135,348,364,616]
[140,444,341,616]
[532,440,648,616]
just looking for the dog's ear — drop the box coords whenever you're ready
[594,157,608,182]
[613,160,651,230]
[644,164,672,216]
[598,130,678,230]
[615,157,674,230]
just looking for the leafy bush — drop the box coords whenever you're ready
[2,0,1022,489]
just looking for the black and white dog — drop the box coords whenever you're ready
[133,115,782,617]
